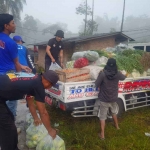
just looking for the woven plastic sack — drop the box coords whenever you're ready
[26,123,48,148]
[74,58,89,68]
[49,62,62,71]
[36,135,65,150]
[66,61,75,69]
[91,56,108,66]
[83,65,103,80]
[84,51,99,62]
[71,51,86,60]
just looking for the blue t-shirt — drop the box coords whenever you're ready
[18,44,28,66]
[0,33,18,74]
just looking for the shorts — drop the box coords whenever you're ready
[99,101,117,120]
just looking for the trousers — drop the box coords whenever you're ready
[0,100,19,150]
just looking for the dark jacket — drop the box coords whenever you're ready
[95,70,126,102]
[26,50,36,74]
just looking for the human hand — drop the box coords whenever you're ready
[34,118,42,126]
[51,58,55,63]
[60,62,64,68]
[48,128,57,139]
[21,65,32,73]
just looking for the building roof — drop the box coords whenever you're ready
[33,32,134,46]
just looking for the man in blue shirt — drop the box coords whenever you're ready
[0,14,31,74]
[6,35,36,117]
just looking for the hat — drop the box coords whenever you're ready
[106,58,117,70]
[13,35,25,43]
[54,30,64,38]
[42,70,59,86]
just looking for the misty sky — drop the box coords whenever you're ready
[21,0,150,33]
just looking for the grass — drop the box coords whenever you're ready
[46,105,150,150]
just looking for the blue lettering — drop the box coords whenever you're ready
[76,89,82,93]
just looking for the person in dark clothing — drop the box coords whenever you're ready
[45,30,64,71]
[95,58,126,139]
[0,70,59,150]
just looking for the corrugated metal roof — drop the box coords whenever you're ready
[32,32,134,46]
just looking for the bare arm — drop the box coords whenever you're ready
[46,45,55,62]
[59,50,64,68]
[13,57,22,72]
[13,57,32,73]
[26,97,42,126]
[36,101,56,138]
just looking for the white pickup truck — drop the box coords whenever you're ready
[45,76,150,118]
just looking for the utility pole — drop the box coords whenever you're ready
[84,0,87,35]
[91,0,94,35]
[120,0,125,32]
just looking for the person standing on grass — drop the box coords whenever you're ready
[6,35,36,118]
[95,58,126,139]
[45,30,64,71]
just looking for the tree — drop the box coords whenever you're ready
[23,14,38,33]
[42,23,67,35]
[95,14,120,33]
[79,19,98,36]
[76,0,92,35]
[0,0,26,19]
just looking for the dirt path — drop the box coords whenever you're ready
[16,100,35,150]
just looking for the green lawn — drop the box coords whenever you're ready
[46,105,150,150]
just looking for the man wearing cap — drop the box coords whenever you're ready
[13,35,36,74]
[45,30,64,71]
[6,35,36,118]
[0,14,31,74]
[0,70,59,150]
[95,58,126,140]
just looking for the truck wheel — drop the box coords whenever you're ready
[107,98,125,121]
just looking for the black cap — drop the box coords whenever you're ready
[42,70,59,86]
[104,58,117,71]
[54,30,64,38]
[107,58,116,67]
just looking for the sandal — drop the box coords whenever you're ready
[98,133,105,140]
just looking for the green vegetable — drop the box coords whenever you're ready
[115,53,144,74]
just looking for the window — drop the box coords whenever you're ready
[146,46,150,52]
[133,46,144,50]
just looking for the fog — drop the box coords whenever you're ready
[11,0,150,44]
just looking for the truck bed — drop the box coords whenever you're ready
[45,76,150,103]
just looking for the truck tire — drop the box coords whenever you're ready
[107,98,125,121]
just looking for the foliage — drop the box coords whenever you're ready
[0,0,26,19]
[79,19,98,36]
[140,52,150,71]
[119,49,145,57]
[93,50,109,58]
[115,54,144,74]
[46,104,150,150]
[76,1,92,16]
[23,14,38,33]
[76,0,98,36]
[37,66,45,73]
[42,23,67,35]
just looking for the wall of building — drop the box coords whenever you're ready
[37,44,71,69]
[37,36,122,69]
[37,45,46,68]
[73,36,116,52]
